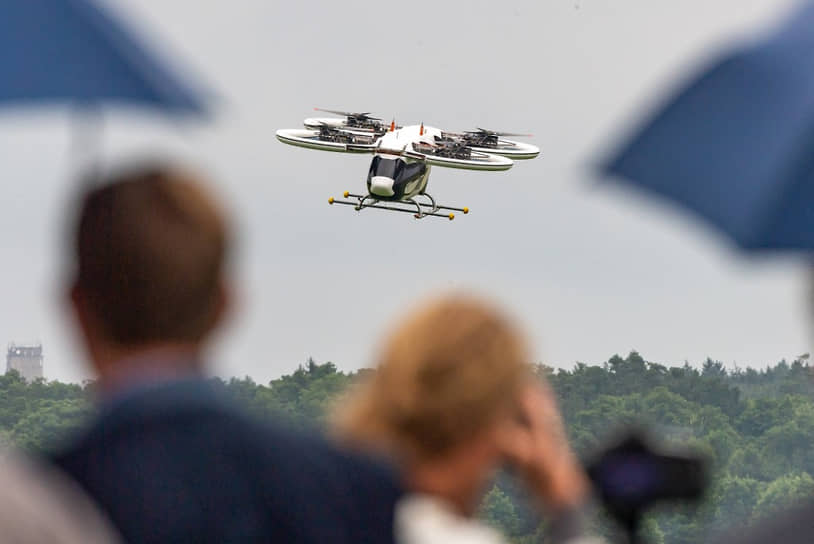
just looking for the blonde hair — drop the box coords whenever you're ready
[335,294,531,462]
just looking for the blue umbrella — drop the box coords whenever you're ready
[0,0,208,115]
[602,2,814,251]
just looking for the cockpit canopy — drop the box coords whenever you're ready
[366,156,427,200]
[368,156,426,182]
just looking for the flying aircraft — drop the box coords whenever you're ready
[276,108,540,220]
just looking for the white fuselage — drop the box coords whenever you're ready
[276,121,539,202]
[377,124,442,153]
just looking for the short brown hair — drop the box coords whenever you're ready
[335,295,531,461]
[74,164,229,345]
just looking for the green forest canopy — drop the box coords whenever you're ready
[2,352,814,544]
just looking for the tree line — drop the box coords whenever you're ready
[2,352,813,544]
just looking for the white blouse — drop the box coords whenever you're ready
[396,493,605,544]
[395,494,509,544]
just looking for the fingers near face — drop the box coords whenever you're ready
[495,416,535,467]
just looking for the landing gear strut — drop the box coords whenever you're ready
[329,191,469,220]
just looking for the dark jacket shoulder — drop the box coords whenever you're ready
[51,379,402,544]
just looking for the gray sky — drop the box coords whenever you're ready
[0,0,809,383]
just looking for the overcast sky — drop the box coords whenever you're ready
[0,0,809,383]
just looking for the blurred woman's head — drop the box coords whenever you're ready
[335,294,532,512]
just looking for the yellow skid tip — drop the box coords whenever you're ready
[343,191,350,198]
[462,207,469,214]
[328,197,334,204]
[448,213,455,220]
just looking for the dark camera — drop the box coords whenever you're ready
[586,430,707,541]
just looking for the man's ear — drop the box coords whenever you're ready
[69,283,107,346]
[213,279,233,330]
[67,283,115,375]
[203,278,233,340]
[69,281,78,299]
[68,282,82,320]
[68,282,92,339]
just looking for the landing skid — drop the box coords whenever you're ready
[329,192,469,220]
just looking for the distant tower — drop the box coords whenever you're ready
[6,344,43,381]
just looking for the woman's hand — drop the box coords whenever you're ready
[499,382,590,513]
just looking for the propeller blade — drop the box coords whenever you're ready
[313,108,381,121]
[314,107,355,116]
[473,127,533,137]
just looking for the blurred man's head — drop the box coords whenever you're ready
[69,163,231,377]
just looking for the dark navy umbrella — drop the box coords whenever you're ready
[0,0,208,115]
[602,2,814,251]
